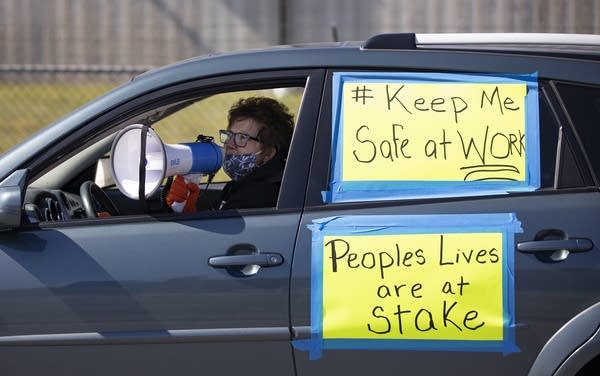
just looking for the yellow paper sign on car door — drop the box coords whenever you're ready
[293,213,522,359]
[322,232,504,341]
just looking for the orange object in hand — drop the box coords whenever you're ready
[166,175,200,212]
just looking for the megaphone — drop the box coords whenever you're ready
[110,124,223,199]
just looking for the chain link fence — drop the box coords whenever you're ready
[2,0,599,154]
[0,65,151,153]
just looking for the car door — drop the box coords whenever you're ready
[0,69,324,375]
[291,67,600,375]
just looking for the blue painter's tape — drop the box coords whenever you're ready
[299,213,523,360]
[311,213,522,231]
[324,72,541,203]
[503,229,520,355]
[309,224,325,360]
[322,338,510,353]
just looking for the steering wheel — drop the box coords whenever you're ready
[80,181,120,218]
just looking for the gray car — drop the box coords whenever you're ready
[0,33,599,375]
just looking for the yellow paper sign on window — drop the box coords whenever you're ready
[325,72,540,203]
[343,82,527,181]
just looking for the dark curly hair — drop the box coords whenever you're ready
[227,97,294,160]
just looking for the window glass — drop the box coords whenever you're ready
[555,82,600,183]
[152,87,304,183]
[538,85,559,188]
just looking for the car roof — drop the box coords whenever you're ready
[135,32,600,86]
[142,32,600,74]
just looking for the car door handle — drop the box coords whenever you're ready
[208,253,284,268]
[517,238,593,253]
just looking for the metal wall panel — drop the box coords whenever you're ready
[0,0,598,66]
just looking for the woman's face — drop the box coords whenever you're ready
[225,117,273,165]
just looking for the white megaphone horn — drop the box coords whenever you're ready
[110,124,223,200]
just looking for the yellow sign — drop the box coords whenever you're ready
[322,232,504,341]
[342,82,527,182]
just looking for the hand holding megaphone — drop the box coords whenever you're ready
[111,124,223,200]
[165,174,202,212]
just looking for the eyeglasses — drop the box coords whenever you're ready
[219,129,261,147]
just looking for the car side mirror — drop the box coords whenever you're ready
[0,169,28,230]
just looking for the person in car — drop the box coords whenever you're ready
[166,96,294,211]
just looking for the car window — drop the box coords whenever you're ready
[23,82,308,223]
[309,72,587,207]
[554,82,600,185]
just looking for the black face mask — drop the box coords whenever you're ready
[223,152,260,181]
